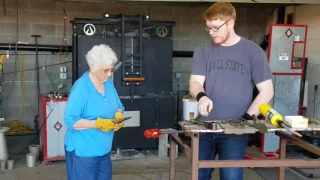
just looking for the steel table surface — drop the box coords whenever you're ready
[168,120,320,180]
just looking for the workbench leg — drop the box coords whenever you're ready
[191,133,199,180]
[278,138,287,180]
[169,136,176,180]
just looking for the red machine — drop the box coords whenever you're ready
[38,93,68,164]
[246,24,308,160]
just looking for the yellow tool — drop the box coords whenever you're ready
[259,103,303,137]
[259,103,283,126]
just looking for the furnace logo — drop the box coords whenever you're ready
[83,23,96,36]
[156,26,168,37]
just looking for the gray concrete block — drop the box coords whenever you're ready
[0,23,31,36]
[150,5,172,17]
[296,4,320,16]
[1,0,31,10]
[103,3,128,14]
[0,9,17,23]
[54,1,80,13]
[127,4,150,15]
[30,0,56,12]
[173,28,191,40]
[79,2,104,14]
[19,10,66,24]
[68,13,93,21]
[190,28,208,41]
[181,17,193,29]
[172,57,192,72]
[160,16,181,28]
[2,82,37,99]
[180,40,202,51]
[32,24,56,36]
[173,40,181,51]
[172,6,189,18]
[56,24,73,37]
[0,35,17,43]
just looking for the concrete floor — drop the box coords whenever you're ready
[0,154,263,180]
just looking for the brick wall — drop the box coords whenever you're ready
[0,0,271,128]
[294,5,320,118]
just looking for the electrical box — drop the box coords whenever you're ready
[38,94,68,164]
[60,66,67,80]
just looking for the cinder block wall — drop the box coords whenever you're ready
[0,0,271,129]
[294,5,320,118]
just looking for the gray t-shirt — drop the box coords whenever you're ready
[191,37,272,121]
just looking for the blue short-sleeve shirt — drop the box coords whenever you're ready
[64,71,124,157]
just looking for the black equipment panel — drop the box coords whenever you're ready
[71,14,176,149]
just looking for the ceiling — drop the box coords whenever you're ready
[54,0,320,4]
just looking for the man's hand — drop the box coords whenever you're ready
[95,117,115,132]
[198,96,213,116]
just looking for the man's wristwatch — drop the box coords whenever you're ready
[196,92,207,101]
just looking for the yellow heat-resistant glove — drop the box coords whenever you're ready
[113,122,124,131]
[114,111,123,120]
[95,117,115,132]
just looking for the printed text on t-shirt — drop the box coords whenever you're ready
[208,59,245,75]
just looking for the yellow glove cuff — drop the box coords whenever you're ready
[95,117,104,129]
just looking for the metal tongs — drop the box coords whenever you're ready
[113,117,131,124]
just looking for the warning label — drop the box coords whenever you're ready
[285,28,293,38]
[54,121,63,131]
[279,53,289,61]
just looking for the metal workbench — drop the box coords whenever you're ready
[168,120,320,180]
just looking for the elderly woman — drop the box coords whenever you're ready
[64,44,125,180]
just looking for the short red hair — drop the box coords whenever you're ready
[203,2,236,21]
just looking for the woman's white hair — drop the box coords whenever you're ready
[85,44,118,66]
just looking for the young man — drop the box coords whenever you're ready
[189,2,274,180]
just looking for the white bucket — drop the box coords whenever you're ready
[182,96,198,121]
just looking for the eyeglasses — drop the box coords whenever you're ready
[205,20,230,32]
[99,67,114,74]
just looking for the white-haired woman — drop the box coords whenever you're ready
[64,44,125,180]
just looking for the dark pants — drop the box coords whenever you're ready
[65,147,112,180]
[198,133,248,180]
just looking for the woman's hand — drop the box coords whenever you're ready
[113,122,124,131]
[95,118,115,132]
[114,111,123,120]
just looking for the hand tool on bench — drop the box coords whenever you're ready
[259,103,303,137]
[252,114,268,133]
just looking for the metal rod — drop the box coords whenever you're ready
[314,85,318,119]
[0,52,69,55]
[198,159,320,168]
[0,43,194,58]
[0,43,72,52]
[32,35,41,116]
